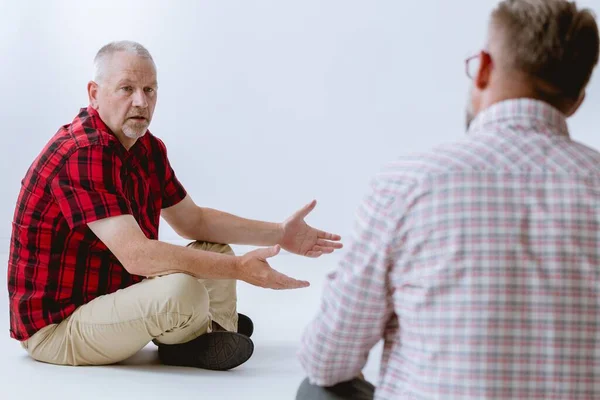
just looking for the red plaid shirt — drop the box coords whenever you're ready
[8,106,187,341]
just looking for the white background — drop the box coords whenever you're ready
[1,0,598,247]
[1,1,600,398]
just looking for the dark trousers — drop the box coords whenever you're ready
[296,377,375,400]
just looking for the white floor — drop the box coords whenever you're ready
[0,251,382,400]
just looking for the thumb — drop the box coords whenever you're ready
[268,244,281,258]
[295,199,317,219]
[255,244,280,259]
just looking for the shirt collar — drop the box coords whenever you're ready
[467,98,570,138]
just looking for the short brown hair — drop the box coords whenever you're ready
[491,0,599,100]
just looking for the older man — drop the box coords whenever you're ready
[297,0,600,399]
[8,41,342,371]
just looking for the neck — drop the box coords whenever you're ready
[90,107,139,150]
[114,131,138,150]
[480,85,542,110]
[480,73,571,114]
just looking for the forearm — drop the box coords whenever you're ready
[129,238,240,279]
[186,207,283,246]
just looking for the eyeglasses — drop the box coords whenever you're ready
[465,53,480,80]
[465,51,493,80]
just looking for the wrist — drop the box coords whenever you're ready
[231,255,244,280]
[275,222,285,245]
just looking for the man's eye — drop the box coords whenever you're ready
[121,86,133,92]
[145,88,155,93]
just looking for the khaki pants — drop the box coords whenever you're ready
[21,241,238,366]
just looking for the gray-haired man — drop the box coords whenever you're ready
[9,41,343,371]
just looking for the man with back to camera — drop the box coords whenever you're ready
[7,40,343,371]
[296,0,600,398]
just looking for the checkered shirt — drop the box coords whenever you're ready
[8,107,187,341]
[299,99,600,399]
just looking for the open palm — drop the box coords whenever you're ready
[279,200,343,257]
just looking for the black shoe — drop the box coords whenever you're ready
[158,331,254,371]
[237,313,254,338]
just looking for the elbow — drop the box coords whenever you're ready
[298,342,347,387]
[121,260,144,278]
[168,211,205,241]
[122,262,144,277]
[301,360,348,387]
[175,229,195,241]
[300,362,328,386]
[298,331,364,386]
[117,238,152,276]
[168,223,198,241]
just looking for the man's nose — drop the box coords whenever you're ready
[132,89,148,108]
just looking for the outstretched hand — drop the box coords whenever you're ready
[279,200,343,258]
[238,245,310,290]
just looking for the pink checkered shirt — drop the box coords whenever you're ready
[299,99,600,399]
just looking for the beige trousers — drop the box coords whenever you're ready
[21,241,238,366]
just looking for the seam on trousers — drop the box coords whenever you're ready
[71,311,196,327]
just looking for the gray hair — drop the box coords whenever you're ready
[491,0,599,101]
[93,40,156,83]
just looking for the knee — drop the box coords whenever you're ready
[187,241,235,256]
[219,243,234,256]
[159,273,209,316]
[297,377,375,400]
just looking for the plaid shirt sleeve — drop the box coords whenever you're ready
[156,138,187,208]
[50,145,131,228]
[298,173,414,386]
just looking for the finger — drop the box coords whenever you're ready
[271,281,302,290]
[316,239,344,249]
[312,246,334,254]
[255,244,280,259]
[268,244,281,257]
[317,230,342,241]
[272,271,310,289]
[295,199,317,220]
[305,250,323,258]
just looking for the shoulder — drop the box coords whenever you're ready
[27,127,119,185]
[375,139,473,184]
[67,107,121,149]
[365,135,503,208]
[53,108,123,163]
[563,139,600,173]
[141,131,171,158]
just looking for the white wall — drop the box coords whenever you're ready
[1,0,599,246]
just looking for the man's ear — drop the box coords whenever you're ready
[475,51,494,90]
[88,81,100,109]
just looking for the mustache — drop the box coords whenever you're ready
[126,107,149,119]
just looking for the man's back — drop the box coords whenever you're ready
[299,99,600,398]
[384,98,600,397]
[298,2,600,398]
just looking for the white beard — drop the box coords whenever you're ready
[122,119,149,139]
